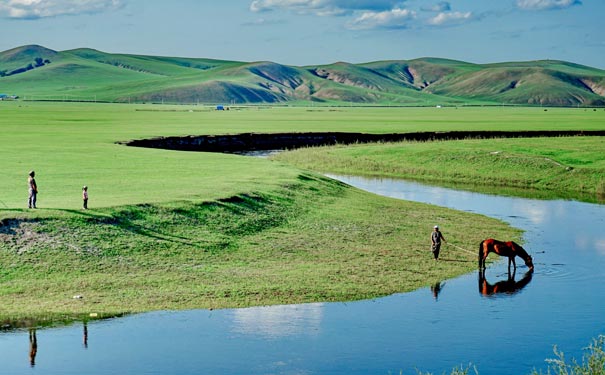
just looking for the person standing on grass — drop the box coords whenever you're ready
[431,225,446,260]
[28,170,38,209]
[82,186,89,210]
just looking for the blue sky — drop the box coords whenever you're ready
[0,0,602,68]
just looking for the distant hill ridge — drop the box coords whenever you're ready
[1,44,604,106]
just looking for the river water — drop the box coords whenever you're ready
[1,175,604,375]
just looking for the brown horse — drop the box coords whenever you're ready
[478,238,534,271]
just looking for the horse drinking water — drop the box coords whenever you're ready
[478,238,534,272]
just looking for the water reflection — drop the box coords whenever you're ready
[231,303,324,339]
[83,322,88,349]
[596,240,605,255]
[511,200,548,225]
[24,322,90,367]
[28,329,37,367]
[430,281,445,301]
[478,269,533,297]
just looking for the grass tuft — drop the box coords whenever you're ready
[531,335,605,375]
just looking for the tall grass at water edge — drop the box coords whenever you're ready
[415,335,605,374]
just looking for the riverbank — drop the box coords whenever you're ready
[1,173,517,326]
[274,136,605,203]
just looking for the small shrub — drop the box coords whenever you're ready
[532,335,605,375]
[416,364,478,375]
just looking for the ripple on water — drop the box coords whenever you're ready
[536,262,598,283]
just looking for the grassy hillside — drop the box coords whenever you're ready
[425,65,605,106]
[0,45,58,74]
[1,45,604,106]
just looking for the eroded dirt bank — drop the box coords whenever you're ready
[120,130,605,153]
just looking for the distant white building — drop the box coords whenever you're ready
[0,94,18,100]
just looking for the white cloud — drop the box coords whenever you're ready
[421,1,451,13]
[250,0,402,16]
[347,7,416,30]
[427,11,474,26]
[243,17,286,26]
[249,1,477,30]
[516,0,581,11]
[0,0,122,19]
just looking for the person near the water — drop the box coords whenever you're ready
[82,186,89,210]
[28,170,38,209]
[431,225,446,260]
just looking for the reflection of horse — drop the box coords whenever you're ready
[29,329,37,367]
[478,238,534,271]
[478,269,533,296]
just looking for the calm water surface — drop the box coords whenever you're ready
[1,175,604,375]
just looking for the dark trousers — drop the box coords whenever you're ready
[83,199,88,209]
[432,243,441,259]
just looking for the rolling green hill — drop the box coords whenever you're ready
[1,44,604,106]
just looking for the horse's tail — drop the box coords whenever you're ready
[478,240,485,268]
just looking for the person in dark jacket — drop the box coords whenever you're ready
[431,225,447,260]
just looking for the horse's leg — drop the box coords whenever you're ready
[479,241,490,269]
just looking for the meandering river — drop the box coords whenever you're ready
[1,175,604,375]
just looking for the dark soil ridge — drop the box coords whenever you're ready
[120,130,605,154]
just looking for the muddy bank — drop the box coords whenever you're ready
[120,130,605,153]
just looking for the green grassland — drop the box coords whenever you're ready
[2,103,603,210]
[275,136,605,202]
[1,102,603,325]
[2,45,605,106]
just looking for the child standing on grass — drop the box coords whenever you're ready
[82,186,88,209]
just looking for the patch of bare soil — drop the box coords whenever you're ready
[0,219,52,254]
[1,219,102,255]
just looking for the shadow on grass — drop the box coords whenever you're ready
[436,258,474,263]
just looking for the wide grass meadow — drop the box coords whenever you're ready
[1,101,604,326]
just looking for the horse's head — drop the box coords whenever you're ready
[512,241,534,271]
[524,255,534,272]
